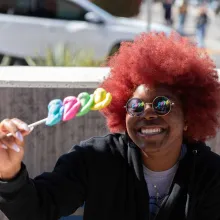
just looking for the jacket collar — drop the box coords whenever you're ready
[124,133,210,220]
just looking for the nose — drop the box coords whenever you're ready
[143,104,158,120]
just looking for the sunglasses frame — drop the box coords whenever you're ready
[125,96,175,117]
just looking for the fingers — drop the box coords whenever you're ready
[0,118,31,145]
[0,138,22,153]
[0,119,18,137]
[0,141,8,150]
[11,118,29,131]
[11,118,31,136]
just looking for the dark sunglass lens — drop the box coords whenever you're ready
[153,97,171,115]
[126,98,145,116]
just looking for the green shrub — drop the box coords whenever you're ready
[0,56,11,66]
[25,44,105,67]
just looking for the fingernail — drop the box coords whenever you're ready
[1,144,8,149]
[12,144,20,152]
[15,131,23,142]
[21,124,30,131]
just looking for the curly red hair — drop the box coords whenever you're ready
[100,32,220,141]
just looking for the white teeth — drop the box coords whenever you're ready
[140,128,162,135]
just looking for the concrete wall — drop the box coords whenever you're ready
[0,67,219,220]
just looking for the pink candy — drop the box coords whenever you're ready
[62,96,81,121]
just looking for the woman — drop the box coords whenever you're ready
[0,32,220,220]
[195,6,209,48]
[162,0,174,25]
[177,0,188,35]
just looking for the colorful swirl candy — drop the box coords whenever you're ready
[62,96,81,121]
[6,88,112,137]
[76,92,94,117]
[91,88,112,111]
[45,88,112,126]
[46,99,64,126]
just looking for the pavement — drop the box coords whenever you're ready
[137,2,220,68]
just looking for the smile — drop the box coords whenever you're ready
[137,127,165,136]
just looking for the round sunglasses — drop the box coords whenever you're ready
[125,96,174,117]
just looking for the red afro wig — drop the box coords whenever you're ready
[100,32,220,142]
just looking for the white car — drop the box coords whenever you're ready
[0,0,173,64]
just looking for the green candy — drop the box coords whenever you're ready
[76,92,94,117]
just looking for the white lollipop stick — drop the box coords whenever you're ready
[6,118,47,137]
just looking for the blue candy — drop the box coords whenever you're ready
[46,99,64,126]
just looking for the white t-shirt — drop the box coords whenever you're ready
[143,163,178,219]
[143,145,187,219]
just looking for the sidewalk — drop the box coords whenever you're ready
[137,2,220,55]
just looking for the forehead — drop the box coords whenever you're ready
[132,85,177,100]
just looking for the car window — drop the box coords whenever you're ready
[0,0,31,15]
[0,0,88,21]
[39,0,88,20]
[55,0,88,21]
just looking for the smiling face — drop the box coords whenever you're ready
[126,85,185,153]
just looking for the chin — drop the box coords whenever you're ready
[137,141,165,152]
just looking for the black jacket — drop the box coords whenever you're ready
[1,133,220,220]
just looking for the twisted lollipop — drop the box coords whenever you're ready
[46,99,64,126]
[62,96,81,121]
[76,92,94,117]
[91,88,112,111]
[7,88,112,136]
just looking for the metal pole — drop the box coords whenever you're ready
[147,0,153,32]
